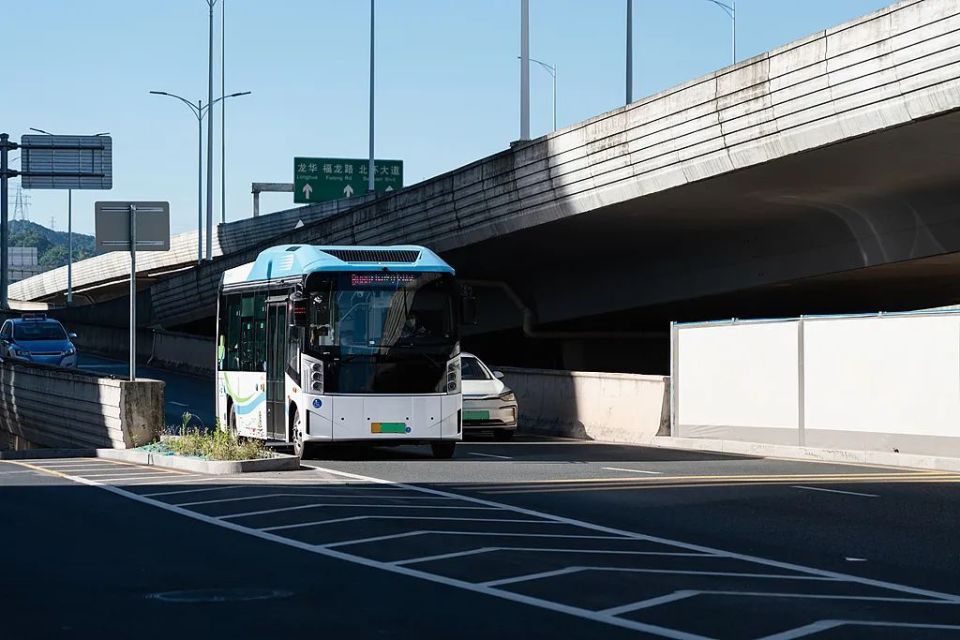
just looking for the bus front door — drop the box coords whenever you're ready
[265,301,288,441]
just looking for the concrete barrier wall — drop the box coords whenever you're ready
[0,361,164,450]
[674,311,960,457]
[149,331,215,377]
[500,366,670,444]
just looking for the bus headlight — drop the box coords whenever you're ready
[303,360,323,394]
[445,358,460,393]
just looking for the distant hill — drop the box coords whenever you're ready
[9,220,96,269]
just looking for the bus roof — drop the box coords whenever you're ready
[223,245,454,286]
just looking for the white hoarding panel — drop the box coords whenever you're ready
[804,315,960,436]
[678,322,800,429]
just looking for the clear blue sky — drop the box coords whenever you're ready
[4,0,893,236]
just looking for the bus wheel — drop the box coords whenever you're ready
[291,408,308,459]
[228,407,237,435]
[430,442,456,459]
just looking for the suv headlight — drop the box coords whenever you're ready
[64,345,76,356]
[10,347,27,358]
[499,390,516,403]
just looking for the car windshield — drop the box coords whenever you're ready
[14,321,67,342]
[461,356,491,380]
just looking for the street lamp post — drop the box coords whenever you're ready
[149,90,250,263]
[703,0,736,65]
[626,0,633,105]
[205,0,218,262]
[368,0,375,194]
[529,58,557,132]
[28,127,109,306]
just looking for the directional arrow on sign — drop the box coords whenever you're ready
[302,183,313,200]
[343,184,354,198]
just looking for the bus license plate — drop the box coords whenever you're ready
[464,411,489,421]
[371,422,408,434]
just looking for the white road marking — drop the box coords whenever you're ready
[759,620,960,640]
[792,485,878,498]
[17,460,960,640]
[77,473,188,482]
[220,502,506,520]
[468,452,513,460]
[0,470,35,475]
[481,567,840,588]
[601,591,700,616]
[326,530,630,550]
[393,547,499,566]
[261,515,554,533]
[176,492,454,507]
[602,467,662,475]
[845,557,868,562]
[141,485,249,497]
[304,464,960,603]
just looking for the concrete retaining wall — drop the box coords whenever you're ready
[0,361,163,450]
[149,331,215,377]
[500,366,670,444]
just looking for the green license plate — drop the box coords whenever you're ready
[464,410,490,421]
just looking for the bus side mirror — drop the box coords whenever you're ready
[288,292,309,327]
[460,295,478,326]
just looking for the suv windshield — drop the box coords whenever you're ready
[461,356,490,380]
[303,271,458,394]
[14,321,67,342]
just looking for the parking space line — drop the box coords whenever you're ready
[758,620,960,640]
[220,502,507,520]
[393,547,713,567]
[325,531,630,550]
[141,485,248,497]
[468,452,513,460]
[602,467,663,475]
[261,515,556,533]
[175,492,454,507]
[393,547,499,566]
[77,473,190,482]
[309,465,960,603]
[15,458,960,640]
[792,485,879,498]
[481,567,842,588]
[601,591,700,616]
[0,470,35,475]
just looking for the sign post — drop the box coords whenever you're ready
[95,201,170,381]
[0,133,112,309]
[294,157,402,204]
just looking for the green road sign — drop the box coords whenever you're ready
[294,157,403,204]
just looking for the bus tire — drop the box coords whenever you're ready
[430,442,456,459]
[227,405,237,435]
[291,407,308,459]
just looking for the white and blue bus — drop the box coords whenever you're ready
[216,244,474,458]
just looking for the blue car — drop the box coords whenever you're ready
[0,314,78,368]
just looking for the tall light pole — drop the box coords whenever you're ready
[205,0,218,261]
[149,91,250,263]
[519,0,530,141]
[524,57,557,132]
[626,0,633,105]
[368,0,376,194]
[221,0,227,224]
[703,0,736,65]
[28,127,109,306]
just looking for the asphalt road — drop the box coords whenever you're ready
[2,439,959,639]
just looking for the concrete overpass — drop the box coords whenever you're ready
[42,0,960,371]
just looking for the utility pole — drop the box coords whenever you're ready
[221,0,226,224]
[0,133,11,309]
[626,0,633,105]
[520,0,530,141]
[368,0,376,194]
[206,0,218,261]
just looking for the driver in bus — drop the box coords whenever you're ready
[401,312,429,339]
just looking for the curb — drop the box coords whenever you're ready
[1,447,301,474]
[98,449,301,475]
[649,436,960,472]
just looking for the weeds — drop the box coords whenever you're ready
[160,413,268,461]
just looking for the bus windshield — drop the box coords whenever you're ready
[303,271,458,394]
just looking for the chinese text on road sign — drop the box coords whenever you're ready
[294,157,402,204]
